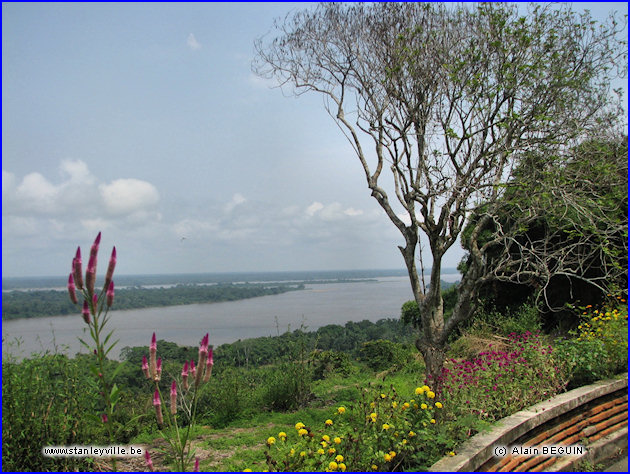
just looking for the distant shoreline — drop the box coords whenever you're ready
[2,268,459,291]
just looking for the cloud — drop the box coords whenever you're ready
[99,179,160,216]
[306,201,324,216]
[225,193,246,213]
[187,33,202,51]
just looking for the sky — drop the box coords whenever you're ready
[2,2,628,278]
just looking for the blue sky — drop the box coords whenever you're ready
[2,2,627,277]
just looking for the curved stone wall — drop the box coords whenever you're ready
[429,377,628,472]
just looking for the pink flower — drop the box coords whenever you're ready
[170,380,177,415]
[142,355,150,379]
[195,333,209,387]
[104,246,116,289]
[68,273,78,304]
[156,358,162,381]
[101,414,108,424]
[190,360,196,379]
[153,389,163,425]
[106,281,115,307]
[144,450,154,472]
[204,347,214,383]
[82,300,91,324]
[182,361,189,390]
[149,333,157,380]
[194,457,200,472]
[92,293,98,315]
[72,247,84,290]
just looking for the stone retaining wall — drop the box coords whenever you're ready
[429,377,628,472]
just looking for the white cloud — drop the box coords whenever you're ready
[187,33,202,51]
[15,172,59,213]
[306,201,324,216]
[344,207,363,217]
[225,193,246,213]
[99,178,160,216]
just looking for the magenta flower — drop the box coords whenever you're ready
[153,389,163,425]
[142,355,150,379]
[195,333,209,387]
[85,253,97,297]
[68,273,78,304]
[182,361,189,390]
[106,281,115,307]
[73,247,83,290]
[170,380,177,415]
[194,457,200,472]
[104,246,116,289]
[82,300,91,324]
[149,332,157,381]
[101,414,108,424]
[156,357,162,381]
[145,450,154,472]
[203,347,214,383]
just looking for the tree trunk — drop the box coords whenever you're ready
[416,338,446,390]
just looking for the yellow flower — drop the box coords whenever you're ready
[384,454,392,462]
[318,448,325,455]
[402,439,408,445]
[321,441,328,448]
[328,461,338,470]
[300,451,307,457]
[278,431,287,440]
[371,465,378,471]
[243,470,252,472]
[335,455,344,463]
[435,402,443,409]
[328,448,336,455]
[389,451,396,458]
[403,402,410,409]
[325,419,333,426]
[392,401,398,408]
[421,403,428,410]
[422,385,430,391]
[415,387,424,395]
[430,418,436,424]
[337,406,346,414]
[267,436,276,445]
[380,393,387,399]
[298,428,308,436]
[370,412,377,422]
[339,463,347,471]
[414,403,419,409]
[295,422,305,430]
[427,391,435,399]
[370,401,376,408]
[382,423,390,431]
[408,431,416,437]
[448,451,455,456]
[334,437,342,444]
[322,434,331,443]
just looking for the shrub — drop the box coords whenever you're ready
[359,340,412,372]
[262,384,452,471]
[1,352,102,471]
[439,331,569,422]
[310,350,355,380]
[554,297,627,388]
[259,361,313,411]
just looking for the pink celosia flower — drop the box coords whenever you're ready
[106,281,115,307]
[182,361,189,390]
[195,333,209,387]
[156,357,162,381]
[170,380,177,415]
[68,273,78,304]
[145,450,154,472]
[82,300,91,324]
[203,347,214,383]
[85,254,97,297]
[102,413,108,423]
[194,457,200,472]
[104,246,116,290]
[142,355,150,379]
[153,389,163,425]
[73,247,84,290]
[190,360,196,379]
[92,293,98,315]
[149,332,157,380]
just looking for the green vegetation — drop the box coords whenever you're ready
[1,283,303,320]
[3,298,626,471]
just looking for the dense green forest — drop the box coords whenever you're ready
[1,283,303,320]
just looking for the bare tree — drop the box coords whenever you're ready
[253,2,627,384]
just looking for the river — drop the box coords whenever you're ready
[2,274,460,360]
